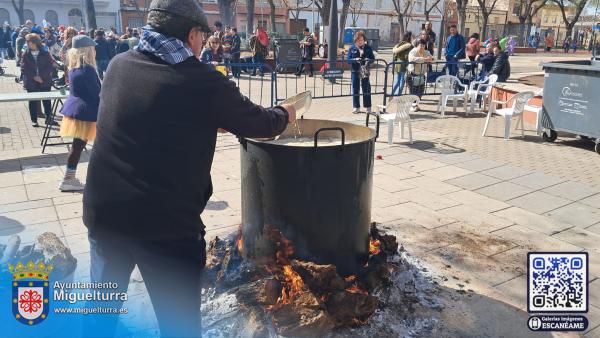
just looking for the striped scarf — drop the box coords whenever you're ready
[136,26,195,65]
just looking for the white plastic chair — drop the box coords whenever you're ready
[516,92,543,135]
[466,74,498,115]
[435,75,468,117]
[482,91,535,140]
[376,95,419,145]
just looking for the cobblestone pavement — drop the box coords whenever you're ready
[1,53,599,336]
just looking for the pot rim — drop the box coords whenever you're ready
[243,119,377,149]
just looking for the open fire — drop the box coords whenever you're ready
[203,223,400,337]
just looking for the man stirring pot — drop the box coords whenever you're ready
[82,0,296,336]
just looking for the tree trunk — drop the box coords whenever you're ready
[247,0,255,37]
[338,0,350,47]
[268,0,277,32]
[456,0,467,35]
[480,14,489,40]
[11,0,24,25]
[437,13,445,59]
[84,0,97,30]
[526,16,533,43]
[458,9,467,36]
[398,13,405,38]
[320,0,330,26]
[518,17,527,46]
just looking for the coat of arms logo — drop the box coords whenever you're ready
[8,261,53,325]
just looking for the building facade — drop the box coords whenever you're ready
[464,0,509,39]
[120,0,290,37]
[0,0,121,31]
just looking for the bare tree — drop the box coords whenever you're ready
[314,0,331,26]
[10,0,24,24]
[455,0,468,35]
[349,0,365,26]
[392,0,415,37]
[337,0,351,47]
[247,0,255,36]
[84,0,98,29]
[218,0,237,26]
[553,0,588,39]
[282,0,313,19]
[514,0,547,45]
[476,0,501,39]
[424,0,443,21]
[267,0,277,32]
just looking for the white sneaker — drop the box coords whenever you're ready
[366,107,372,114]
[59,178,85,192]
[352,107,360,114]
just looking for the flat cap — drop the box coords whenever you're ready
[72,35,97,48]
[149,0,210,33]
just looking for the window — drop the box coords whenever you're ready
[68,8,84,28]
[544,16,548,23]
[493,17,498,24]
[465,28,470,37]
[23,9,35,23]
[414,0,424,13]
[45,10,59,27]
[376,0,382,9]
[513,0,522,16]
[552,16,556,23]
[0,8,10,25]
[127,17,144,29]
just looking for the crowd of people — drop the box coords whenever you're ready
[389,23,512,111]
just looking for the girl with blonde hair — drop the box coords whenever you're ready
[200,35,223,65]
[58,35,101,191]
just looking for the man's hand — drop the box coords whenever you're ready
[33,76,43,83]
[281,103,297,123]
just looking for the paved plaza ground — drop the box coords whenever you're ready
[1,50,600,336]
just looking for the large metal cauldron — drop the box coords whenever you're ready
[240,118,378,275]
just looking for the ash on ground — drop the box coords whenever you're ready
[200,224,446,338]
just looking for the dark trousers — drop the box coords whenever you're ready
[27,85,52,123]
[468,55,477,77]
[446,56,458,76]
[252,53,265,75]
[231,53,241,77]
[86,231,206,338]
[408,75,425,98]
[97,59,109,80]
[295,57,313,75]
[351,72,372,109]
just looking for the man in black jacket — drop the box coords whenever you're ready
[82,0,295,336]
[94,30,112,79]
[492,44,511,82]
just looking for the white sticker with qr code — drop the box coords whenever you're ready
[528,252,588,313]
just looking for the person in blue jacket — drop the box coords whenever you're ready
[347,30,375,114]
[475,43,496,81]
[200,35,222,66]
[444,24,465,76]
[58,35,101,192]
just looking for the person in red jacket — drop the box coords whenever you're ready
[20,33,55,127]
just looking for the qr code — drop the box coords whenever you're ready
[528,252,588,313]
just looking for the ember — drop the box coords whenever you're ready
[203,222,401,337]
[369,238,381,255]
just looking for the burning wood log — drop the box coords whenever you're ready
[290,260,346,294]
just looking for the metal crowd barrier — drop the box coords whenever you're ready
[220,59,479,110]
[221,62,277,108]
[382,60,480,107]
[273,58,389,104]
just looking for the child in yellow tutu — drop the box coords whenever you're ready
[58,35,101,191]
